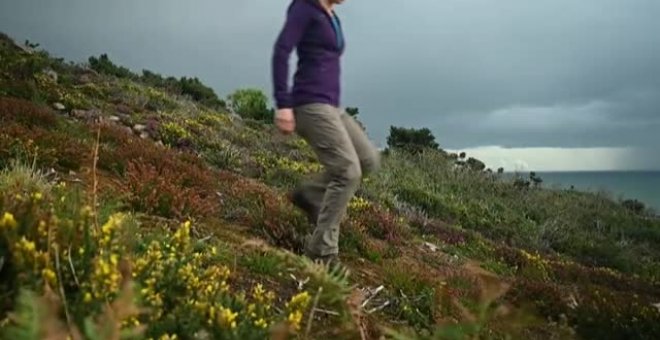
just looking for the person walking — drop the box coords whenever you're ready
[271,0,380,265]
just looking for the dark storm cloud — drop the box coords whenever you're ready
[1,0,659,167]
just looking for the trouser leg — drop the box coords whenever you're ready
[294,104,362,256]
[296,108,382,208]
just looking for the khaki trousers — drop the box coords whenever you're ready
[293,103,381,257]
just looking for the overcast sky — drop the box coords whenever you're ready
[1,0,659,171]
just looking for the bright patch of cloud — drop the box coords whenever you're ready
[449,146,639,172]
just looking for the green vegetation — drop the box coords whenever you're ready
[386,126,440,154]
[227,88,273,122]
[1,32,659,339]
[88,54,226,110]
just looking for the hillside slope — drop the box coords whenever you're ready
[1,33,660,339]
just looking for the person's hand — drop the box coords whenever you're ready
[275,108,295,134]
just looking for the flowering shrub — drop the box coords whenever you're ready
[413,219,469,246]
[159,121,191,147]
[0,98,91,171]
[121,159,219,219]
[509,279,660,340]
[499,241,660,339]
[0,119,89,172]
[0,97,57,128]
[131,221,313,339]
[0,164,314,339]
[346,196,408,244]
[547,261,660,296]
[251,150,322,188]
[197,111,232,128]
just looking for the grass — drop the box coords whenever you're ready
[1,31,660,339]
[240,251,285,277]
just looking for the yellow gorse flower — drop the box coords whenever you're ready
[18,237,36,253]
[348,196,371,211]
[42,268,57,285]
[32,192,43,201]
[254,318,268,329]
[1,212,17,230]
[252,284,267,303]
[287,310,304,331]
[284,291,312,332]
[89,213,127,300]
[172,220,191,250]
[158,334,178,340]
[217,306,238,329]
[286,291,311,310]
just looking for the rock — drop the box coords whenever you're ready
[423,242,439,252]
[156,140,164,147]
[70,109,85,119]
[44,69,58,83]
[53,102,66,111]
[108,115,121,122]
[116,114,132,126]
[133,124,147,133]
[71,108,101,121]
[139,132,150,139]
[123,126,133,135]
[115,104,132,115]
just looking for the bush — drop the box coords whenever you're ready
[621,199,646,214]
[346,196,409,243]
[159,121,192,147]
[88,54,137,79]
[509,279,660,340]
[0,46,53,101]
[121,160,219,219]
[227,88,272,122]
[0,102,89,172]
[88,56,224,110]
[395,186,452,220]
[0,165,315,339]
[386,126,440,154]
[0,97,57,129]
[179,76,225,109]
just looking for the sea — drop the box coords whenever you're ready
[505,171,660,212]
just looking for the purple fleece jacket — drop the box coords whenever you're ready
[271,0,345,109]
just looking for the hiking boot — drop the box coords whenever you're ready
[309,253,341,268]
[302,235,341,268]
[288,189,319,225]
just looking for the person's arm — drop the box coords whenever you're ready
[272,2,311,109]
